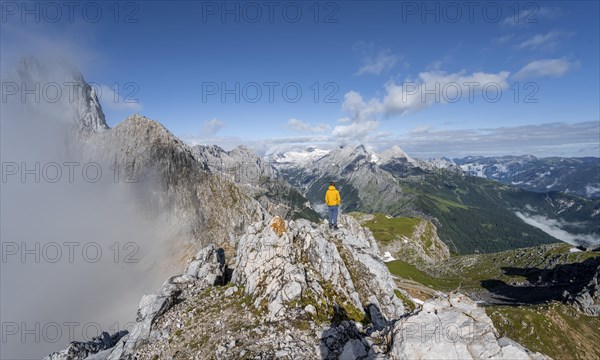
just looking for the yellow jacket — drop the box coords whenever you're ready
[325,185,341,206]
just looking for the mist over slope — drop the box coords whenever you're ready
[0,59,264,358]
[0,58,167,358]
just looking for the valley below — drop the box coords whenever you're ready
[354,213,599,360]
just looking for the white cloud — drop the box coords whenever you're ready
[341,91,384,121]
[411,125,432,134]
[331,91,383,142]
[382,121,600,158]
[182,134,331,157]
[332,69,511,141]
[513,58,578,79]
[517,31,561,50]
[332,120,379,140]
[585,184,600,197]
[286,118,330,133]
[181,120,600,159]
[354,42,400,75]
[383,70,511,116]
[357,49,399,75]
[201,118,224,137]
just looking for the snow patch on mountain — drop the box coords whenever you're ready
[586,184,600,197]
[270,147,329,166]
[370,153,379,163]
[455,155,600,198]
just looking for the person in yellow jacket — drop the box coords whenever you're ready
[325,182,341,229]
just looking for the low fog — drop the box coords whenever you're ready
[1,62,175,358]
[515,211,600,248]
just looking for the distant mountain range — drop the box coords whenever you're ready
[270,147,600,199]
[269,145,600,254]
[453,155,600,198]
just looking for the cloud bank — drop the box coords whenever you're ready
[515,212,600,247]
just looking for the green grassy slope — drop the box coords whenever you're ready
[399,172,599,254]
[380,234,600,360]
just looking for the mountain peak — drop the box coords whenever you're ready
[329,143,370,157]
[229,145,257,158]
[7,56,109,134]
[13,56,41,81]
[379,145,415,164]
[112,114,183,147]
[355,144,368,153]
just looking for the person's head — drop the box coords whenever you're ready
[330,182,335,187]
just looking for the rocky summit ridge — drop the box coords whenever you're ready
[46,215,549,359]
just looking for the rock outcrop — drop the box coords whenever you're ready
[4,57,109,135]
[391,294,550,359]
[231,215,404,323]
[102,244,227,360]
[191,144,320,221]
[43,331,128,360]
[359,214,450,265]
[564,261,600,316]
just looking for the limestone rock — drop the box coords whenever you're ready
[565,262,600,316]
[224,286,238,297]
[389,293,550,360]
[43,331,127,360]
[191,144,319,222]
[107,279,182,359]
[230,215,399,322]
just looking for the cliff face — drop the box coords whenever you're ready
[191,144,321,222]
[567,264,600,316]
[4,57,109,135]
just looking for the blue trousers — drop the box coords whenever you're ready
[328,206,339,225]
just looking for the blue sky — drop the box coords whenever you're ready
[1,0,599,157]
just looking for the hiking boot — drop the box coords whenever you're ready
[329,224,333,230]
[333,224,339,230]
